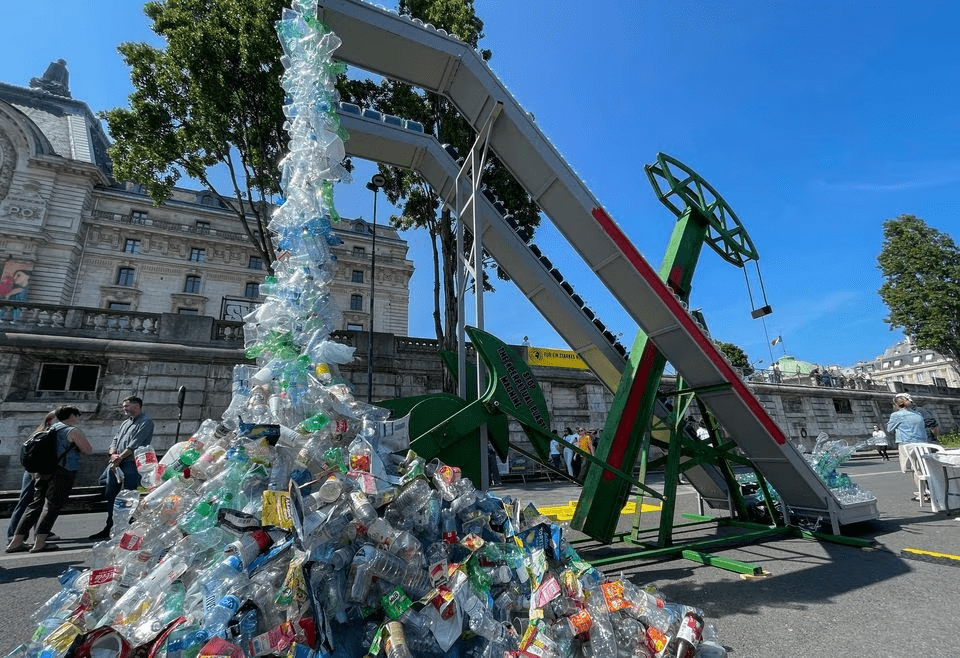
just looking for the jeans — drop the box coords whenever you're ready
[104,459,141,527]
[6,471,33,539]
[16,469,77,537]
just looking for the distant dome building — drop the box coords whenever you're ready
[774,355,819,377]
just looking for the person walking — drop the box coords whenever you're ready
[88,395,155,541]
[6,406,92,553]
[871,424,891,461]
[6,410,58,543]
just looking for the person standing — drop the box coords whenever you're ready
[871,424,891,461]
[88,395,154,541]
[912,401,940,442]
[887,393,927,445]
[548,431,564,472]
[6,411,57,542]
[6,406,92,553]
[577,428,595,480]
[562,427,578,477]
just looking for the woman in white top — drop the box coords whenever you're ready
[872,424,891,461]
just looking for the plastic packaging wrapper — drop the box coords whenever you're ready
[5,4,726,657]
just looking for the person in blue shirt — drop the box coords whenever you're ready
[886,393,927,445]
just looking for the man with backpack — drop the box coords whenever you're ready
[88,395,154,541]
[6,405,92,553]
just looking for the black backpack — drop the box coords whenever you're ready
[20,425,76,475]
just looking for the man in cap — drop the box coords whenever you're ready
[886,393,927,445]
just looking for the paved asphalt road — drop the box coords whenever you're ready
[2,453,958,657]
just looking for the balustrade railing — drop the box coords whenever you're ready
[0,302,245,347]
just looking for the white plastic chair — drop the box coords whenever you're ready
[921,453,960,514]
[905,443,944,509]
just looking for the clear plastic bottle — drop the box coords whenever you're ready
[384,478,432,526]
[135,446,160,489]
[583,583,619,656]
[462,594,519,653]
[694,623,727,658]
[384,620,412,658]
[349,545,433,601]
[224,530,273,569]
[204,592,243,638]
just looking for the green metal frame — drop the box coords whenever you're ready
[567,153,870,569]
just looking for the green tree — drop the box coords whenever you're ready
[337,0,540,358]
[715,340,750,370]
[878,214,960,371]
[102,0,288,272]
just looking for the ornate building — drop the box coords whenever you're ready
[0,61,413,484]
[0,61,413,333]
[854,338,960,390]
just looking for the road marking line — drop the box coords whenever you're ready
[901,547,960,567]
[537,500,662,521]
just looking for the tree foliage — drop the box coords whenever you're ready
[714,340,750,369]
[102,0,288,271]
[877,214,960,371]
[337,0,541,356]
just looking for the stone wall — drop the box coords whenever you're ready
[2,319,959,490]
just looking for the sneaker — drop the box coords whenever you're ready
[87,528,112,541]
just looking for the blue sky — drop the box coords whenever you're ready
[3,1,958,370]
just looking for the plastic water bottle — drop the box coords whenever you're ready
[113,489,141,530]
[349,545,433,601]
[583,584,619,655]
[204,593,242,638]
[695,623,727,657]
[135,446,160,489]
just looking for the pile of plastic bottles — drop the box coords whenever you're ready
[15,415,727,658]
[804,432,877,505]
[8,4,731,657]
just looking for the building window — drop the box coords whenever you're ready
[131,210,149,224]
[350,294,363,311]
[352,270,364,283]
[37,364,100,392]
[178,308,199,315]
[196,221,211,234]
[925,353,934,361]
[782,397,803,413]
[123,239,141,254]
[248,256,263,270]
[108,302,131,311]
[116,267,135,286]
[245,282,260,298]
[912,356,921,363]
[189,247,206,263]
[353,246,366,257]
[833,398,852,414]
[893,359,901,367]
[917,372,925,381]
[882,362,890,369]
[347,323,363,331]
[184,275,202,294]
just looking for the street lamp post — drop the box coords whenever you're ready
[365,174,386,403]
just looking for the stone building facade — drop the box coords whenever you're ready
[0,65,413,334]
[853,338,960,390]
